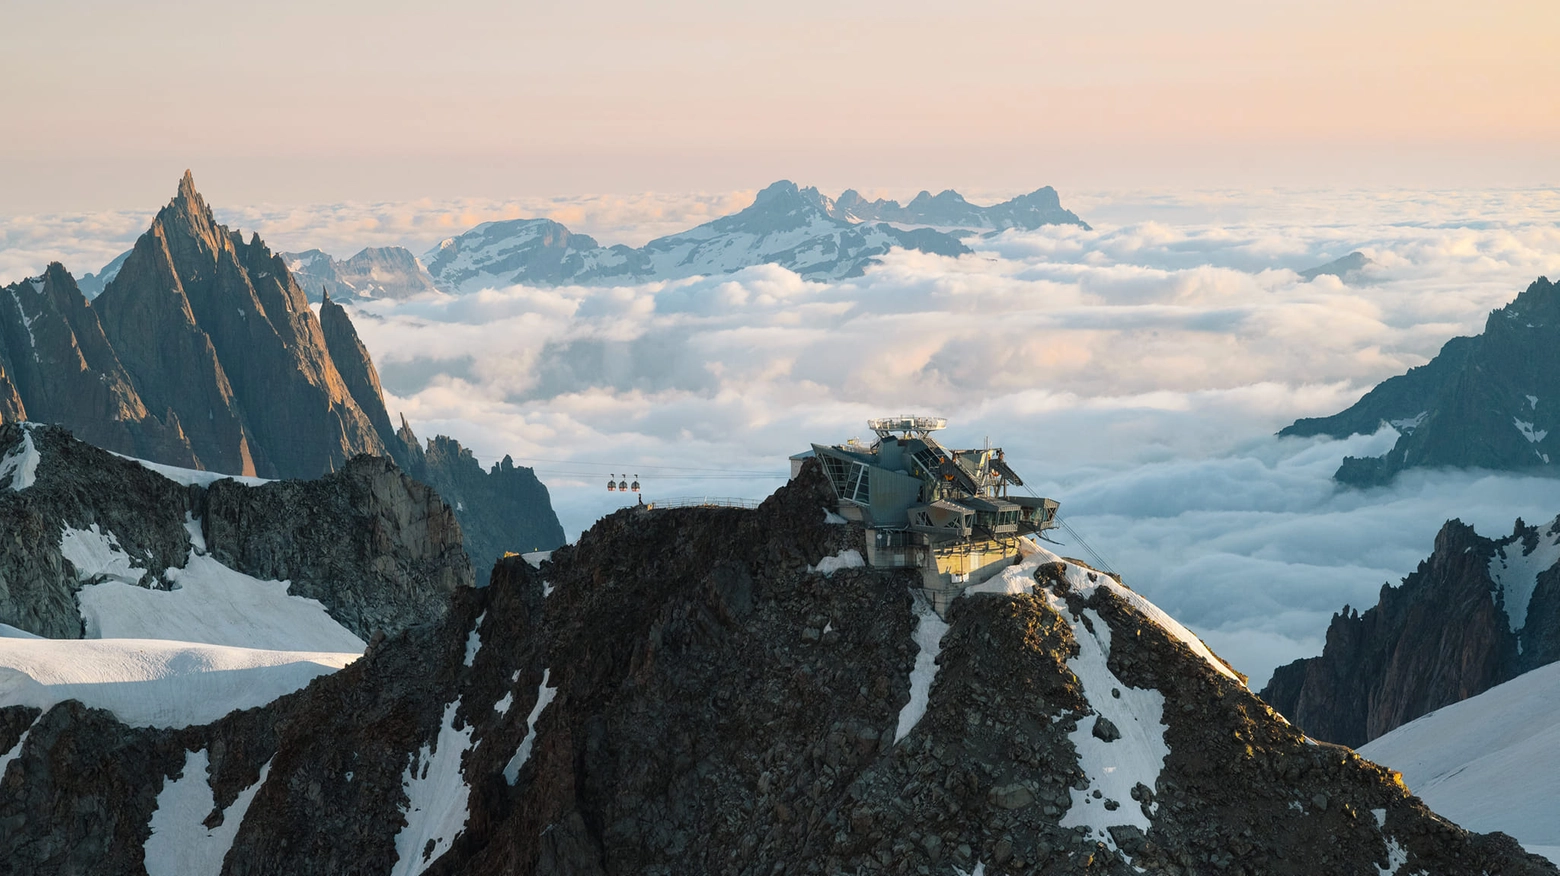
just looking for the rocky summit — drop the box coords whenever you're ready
[1262,514,1560,748]
[1282,276,1559,485]
[0,172,566,570]
[0,461,1549,875]
[0,421,471,643]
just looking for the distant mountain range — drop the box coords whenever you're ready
[66,180,1088,298]
[826,184,1089,230]
[421,180,991,292]
[0,172,564,571]
[286,247,438,302]
[1282,277,1558,485]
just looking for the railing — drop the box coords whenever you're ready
[646,497,762,510]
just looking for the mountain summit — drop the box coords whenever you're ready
[0,172,565,570]
[0,464,1549,874]
[1282,277,1559,485]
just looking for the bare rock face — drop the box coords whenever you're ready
[0,462,1550,875]
[1,172,566,572]
[1283,276,1559,485]
[1262,515,1560,747]
[93,171,389,478]
[0,422,471,641]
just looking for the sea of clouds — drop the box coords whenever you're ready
[5,186,1560,687]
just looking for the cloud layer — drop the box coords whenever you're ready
[5,186,1560,686]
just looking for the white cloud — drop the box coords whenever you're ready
[5,185,1560,688]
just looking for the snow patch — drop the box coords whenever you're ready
[184,513,207,555]
[542,580,555,598]
[894,598,949,743]
[494,691,514,715]
[953,864,986,876]
[1514,418,1548,444]
[822,508,848,524]
[0,426,40,491]
[521,550,552,569]
[809,549,865,576]
[0,637,355,728]
[1049,596,1169,862]
[463,612,486,667]
[60,524,147,585]
[78,553,365,652]
[145,749,272,876]
[0,715,36,778]
[1388,411,1427,434]
[1488,527,1560,636]
[393,698,475,876]
[1528,395,1540,410]
[1375,834,1409,875]
[504,669,557,784]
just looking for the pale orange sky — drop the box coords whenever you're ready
[2,0,1556,210]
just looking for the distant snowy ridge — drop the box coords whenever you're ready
[422,180,977,292]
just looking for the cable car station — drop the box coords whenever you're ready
[796,416,1059,613]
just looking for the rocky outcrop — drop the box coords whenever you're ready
[1261,515,1560,747]
[285,247,438,302]
[0,462,1549,875]
[397,425,566,574]
[0,422,471,641]
[1282,277,1559,485]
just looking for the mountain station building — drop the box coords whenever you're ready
[794,416,1059,613]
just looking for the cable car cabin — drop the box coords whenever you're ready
[800,416,1061,615]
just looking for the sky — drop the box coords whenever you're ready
[4,1,1560,688]
[3,1,1558,211]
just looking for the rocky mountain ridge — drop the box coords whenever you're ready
[0,421,472,643]
[1282,276,1558,485]
[1261,514,1560,748]
[0,461,1548,875]
[0,172,565,570]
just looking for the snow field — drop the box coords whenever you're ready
[1359,659,1560,857]
[393,698,475,876]
[0,636,356,728]
[894,598,949,743]
[59,524,146,585]
[77,552,366,652]
[144,749,272,876]
[109,451,273,487]
[504,669,557,784]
